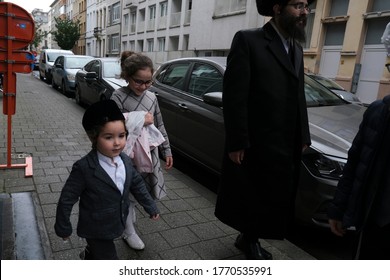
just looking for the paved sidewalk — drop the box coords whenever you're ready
[0,73,315,260]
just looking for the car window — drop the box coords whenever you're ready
[47,53,62,62]
[90,61,100,76]
[66,57,93,69]
[304,76,346,107]
[83,60,95,72]
[158,63,191,90]
[102,61,121,78]
[188,63,223,97]
[310,75,345,91]
[54,56,63,66]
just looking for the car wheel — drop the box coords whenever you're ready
[45,72,51,84]
[61,80,68,96]
[52,78,58,90]
[75,86,83,105]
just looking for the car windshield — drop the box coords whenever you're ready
[304,75,346,107]
[309,75,345,91]
[47,53,63,62]
[102,61,121,78]
[66,57,93,69]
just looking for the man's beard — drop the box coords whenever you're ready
[279,10,307,43]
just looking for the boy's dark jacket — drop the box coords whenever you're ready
[55,150,158,240]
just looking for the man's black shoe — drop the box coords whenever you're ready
[234,233,273,260]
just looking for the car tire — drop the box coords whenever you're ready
[45,71,52,84]
[75,86,83,105]
[61,80,68,96]
[51,78,58,90]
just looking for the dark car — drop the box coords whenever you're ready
[74,57,127,106]
[51,55,94,96]
[306,73,364,106]
[149,57,366,228]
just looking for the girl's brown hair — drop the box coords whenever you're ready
[120,51,154,81]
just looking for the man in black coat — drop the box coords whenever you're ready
[328,95,390,260]
[215,0,312,260]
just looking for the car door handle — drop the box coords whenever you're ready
[178,103,188,110]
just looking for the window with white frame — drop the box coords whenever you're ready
[147,39,154,52]
[149,5,156,20]
[158,37,165,51]
[130,41,135,51]
[130,11,137,33]
[124,13,129,27]
[111,2,120,24]
[160,1,168,17]
[123,13,129,34]
[110,34,120,52]
[214,0,246,17]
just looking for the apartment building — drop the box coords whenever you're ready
[31,9,50,51]
[305,0,390,104]
[44,0,390,103]
[72,0,87,54]
[85,0,108,57]
[120,0,263,65]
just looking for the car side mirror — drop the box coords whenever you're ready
[203,92,223,107]
[85,72,98,81]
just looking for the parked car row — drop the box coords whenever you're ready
[51,55,94,96]
[39,49,74,83]
[38,54,365,229]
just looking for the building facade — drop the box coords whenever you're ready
[305,0,390,104]
[41,0,390,104]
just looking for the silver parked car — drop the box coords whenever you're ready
[150,57,366,228]
[51,55,94,96]
[306,73,364,106]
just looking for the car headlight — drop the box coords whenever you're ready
[67,73,76,82]
[302,148,345,180]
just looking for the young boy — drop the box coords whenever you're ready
[54,100,159,260]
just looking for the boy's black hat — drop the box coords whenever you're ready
[256,0,315,17]
[82,100,124,132]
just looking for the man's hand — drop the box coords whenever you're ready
[329,219,346,237]
[228,150,245,165]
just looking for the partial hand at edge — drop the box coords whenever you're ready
[228,150,245,165]
[328,219,346,237]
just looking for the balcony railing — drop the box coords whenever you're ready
[94,27,102,36]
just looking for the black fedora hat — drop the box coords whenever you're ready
[256,0,315,17]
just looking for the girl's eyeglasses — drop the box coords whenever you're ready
[130,77,153,87]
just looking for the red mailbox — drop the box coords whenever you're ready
[0,2,35,115]
[0,2,34,176]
